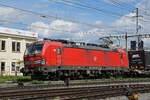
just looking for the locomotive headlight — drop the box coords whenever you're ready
[34,59,46,65]
[24,61,30,65]
[41,59,46,65]
[34,60,41,64]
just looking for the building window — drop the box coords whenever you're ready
[16,66,20,71]
[17,42,20,52]
[12,42,20,52]
[12,62,15,71]
[12,42,16,51]
[0,40,6,51]
[11,62,20,72]
[1,62,5,71]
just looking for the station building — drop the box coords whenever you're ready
[0,27,38,76]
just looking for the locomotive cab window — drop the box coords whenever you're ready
[57,48,61,55]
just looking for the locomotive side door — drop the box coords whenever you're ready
[56,47,62,65]
[120,53,124,67]
[50,46,57,65]
[50,46,62,65]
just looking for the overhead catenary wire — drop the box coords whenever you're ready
[0,1,141,36]
[1,19,132,32]
[94,0,150,22]
[48,0,123,19]
[111,0,135,10]
[0,18,135,39]
[0,19,78,33]
[139,18,150,23]
[1,0,149,24]
[56,0,127,17]
[132,1,150,18]
[102,0,150,19]
[93,0,134,12]
[0,2,135,30]
[0,2,119,29]
[1,19,134,43]
[48,0,126,22]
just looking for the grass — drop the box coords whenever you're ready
[0,76,31,83]
[82,98,88,100]
[54,96,60,100]
[69,77,150,83]
[31,80,44,84]
[1,75,150,84]
[48,81,52,85]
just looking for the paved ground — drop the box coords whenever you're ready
[99,93,150,100]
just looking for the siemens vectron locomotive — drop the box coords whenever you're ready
[23,39,129,80]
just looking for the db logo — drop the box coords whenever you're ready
[93,57,97,61]
[53,49,56,52]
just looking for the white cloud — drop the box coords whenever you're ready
[106,9,150,49]
[113,13,136,33]
[28,20,82,39]
[0,7,29,23]
[75,28,104,43]
[28,19,106,43]
[134,0,150,48]
[0,6,42,26]
[142,38,150,50]
[95,20,102,25]
[28,16,138,46]
[28,21,50,37]
[115,13,135,26]
[136,0,150,10]
[50,20,79,32]
[1,0,149,48]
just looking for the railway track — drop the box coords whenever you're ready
[1,83,150,100]
[1,79,150,92]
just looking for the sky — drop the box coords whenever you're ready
[0,0,150,49]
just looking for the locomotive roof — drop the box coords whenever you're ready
[44,38,118,52]
[63,44,118,52]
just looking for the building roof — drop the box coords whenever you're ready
[0,27,38,38]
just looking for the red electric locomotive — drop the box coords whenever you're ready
[23,39,128,80]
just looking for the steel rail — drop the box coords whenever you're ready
[0,79,150,92]
[1,84,150,100]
